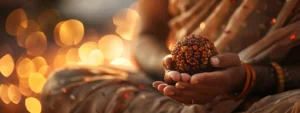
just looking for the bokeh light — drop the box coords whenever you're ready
[65,48,80,65]
[0,54,15,77]
[25,31,47,56]
[54,21,66,46]
[32,56,47,71]
[6,8,27,36]
[25,97,41,113]
[200,22,206,29]
[78,42,98,62]
[28,72,46,93]
[87,49,104,66]
[17,58,36,79]
[113,8,140,40]
[110,57,133,67]
[98,35,123,60]
[59,19,84,46]
[0,84,11,104]
[39,65,52,77]
[17,20,40,47]
[8,84,22,104]
[19,78,33,97]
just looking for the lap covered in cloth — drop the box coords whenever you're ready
[41,66,300,113]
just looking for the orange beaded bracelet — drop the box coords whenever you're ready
[270,62,285,93]
[224,62,255,100]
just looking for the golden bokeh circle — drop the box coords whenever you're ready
[78,42,98,62]
[32,56,47,71]
[17,58,36,79]
[98,35,123,60]
[0,54,14,77]
[16,20,40,47]
[25,97,41,113]
[25,31,47,56]
[0,84,11,104]
[8,84,22,104]
[65,48,80,65]
[6,8,27,36]
[28,72,46,93]
[59,19,84,46]
[54,21,66,46]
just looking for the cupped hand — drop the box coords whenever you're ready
[153,53,246,105]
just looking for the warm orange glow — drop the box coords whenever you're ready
[53,55,66,69]
[8,84,22,104]
[17,58,36,79]
[98,35,124,59]
[59,19,84,46]
[19,78,33,97]
[0,54,14,77]
[39,65,52,77]
[16,20,40,47]
[28,72,46,93]
[6,8,27,36]
[25,97,41,113]
[113,8,140,40]
[25,31,47,56]
[65,48,80,65]
[78,42,98,62]
[32,56,47,70]
[271,18,276,24]
[54,21,66,46]
[38,9,60,31]
[0,84,11,104]
[87,49,104,65]
[110,58,133,67]
[200,22,206,29]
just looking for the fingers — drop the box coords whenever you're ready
[210,53,241,68]
[158,84,167,92]
[163,85,215,104]
[163,55,173,70]
[153,81,165,88]
[180,73,191,82]
[175,82,224,95]
[164,71,179,83]
[164,71,191,83]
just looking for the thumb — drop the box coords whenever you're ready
[210,53,241,68]
[163,54,173,70]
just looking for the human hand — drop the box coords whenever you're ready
[153,53,246,105]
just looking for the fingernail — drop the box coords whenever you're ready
[166,91,175,95]
[211,57,220,66]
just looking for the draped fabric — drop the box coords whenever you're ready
[42,66,300,113]
[168,0,300,63]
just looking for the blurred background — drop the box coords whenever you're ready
[0,0,140,112]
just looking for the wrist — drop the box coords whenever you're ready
[237,65,247,92]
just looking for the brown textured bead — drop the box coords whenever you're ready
[171,34,218,75]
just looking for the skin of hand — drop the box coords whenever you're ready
[153,53,246,105]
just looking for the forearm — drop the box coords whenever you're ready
[134,0,171,79]
[250,64,300,96]
[133,35,169,79]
